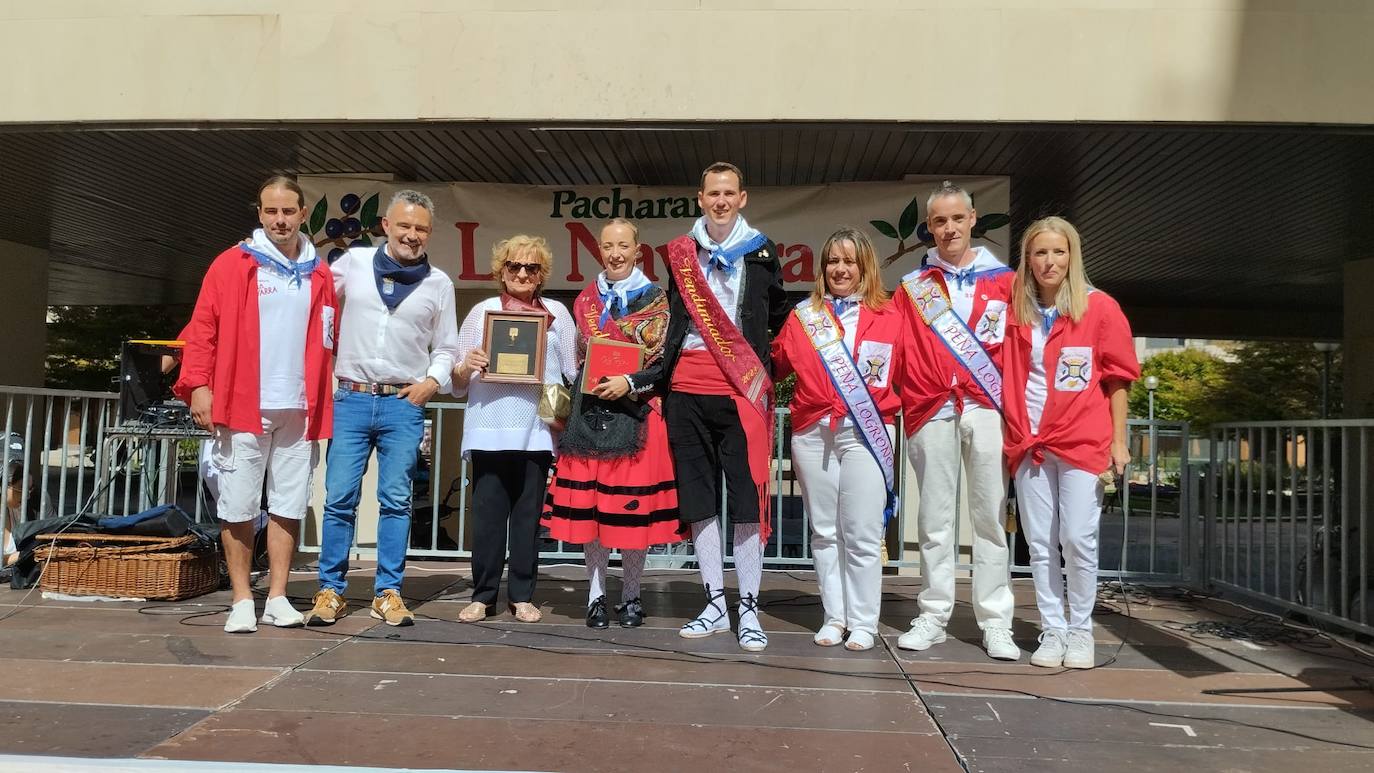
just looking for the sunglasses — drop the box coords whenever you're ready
[504,261,544,276]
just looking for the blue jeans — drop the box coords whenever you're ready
[318,389,426,595]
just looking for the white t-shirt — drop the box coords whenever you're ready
[681,245,743,352]
[257,265,311,410]
[1027,307,1055,435]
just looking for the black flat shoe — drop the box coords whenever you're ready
[586,595,609,629]
[616,597,645,628]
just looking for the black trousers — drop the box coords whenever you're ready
[469,450,553,606]
[663,391,758,526]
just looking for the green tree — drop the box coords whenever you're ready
[1214,341,1342,421]
[46,305,193,391]
[1129,349,1229,426]
[1130,343,1344,428]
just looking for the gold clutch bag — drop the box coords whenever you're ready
[538,382,572,430]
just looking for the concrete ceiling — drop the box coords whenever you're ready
[2,121,1369,337]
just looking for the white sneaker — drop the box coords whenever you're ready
[982,627,1021,661]
[224,599,257,634]
[1063,628,1096,669]
[896,617,947,651]
[1030,629,1068,668]
[261,595,304,628]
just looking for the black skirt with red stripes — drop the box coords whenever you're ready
[543,407,681,550]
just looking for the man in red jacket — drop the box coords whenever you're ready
[175,176,338,634]
[893,181,1019,661]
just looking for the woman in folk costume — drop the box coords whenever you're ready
[1001,216,1139,669]
[543,218,681,629]
[771,228,903,652]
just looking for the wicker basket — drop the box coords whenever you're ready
[34,532,219,601]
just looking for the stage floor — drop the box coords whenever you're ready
[0,564,1369,772]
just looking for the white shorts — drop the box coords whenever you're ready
[209,409,318,523]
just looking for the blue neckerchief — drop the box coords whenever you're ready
[830,295,858,319]
[690,215,767,276]
[920,247,1012,290]
[597,268,653,328]
[373,246,431,312]
[1040,306,1059,336]
[948,267,976,289]
[241,230,317,288]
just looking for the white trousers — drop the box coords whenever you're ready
[907,407,1014,629]
[1015,451,1103,631]
[792,422,890,635]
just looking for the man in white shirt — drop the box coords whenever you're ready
[306,189,459,627]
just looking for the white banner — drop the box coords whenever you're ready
[299,176,1011,292]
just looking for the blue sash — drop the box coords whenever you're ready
[794,301,898,523]
[901,273,1003,411]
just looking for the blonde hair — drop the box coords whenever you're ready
[490,234,553,292]
[601,217,640,243]
[1012,216,1091,325]
[809,227,890,313]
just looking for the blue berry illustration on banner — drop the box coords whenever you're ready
[303,190,384,263]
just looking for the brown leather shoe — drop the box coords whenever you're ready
[303,588,347,626]
[458,601,489,623]
[370,589,415,627]
[509,601,542,623]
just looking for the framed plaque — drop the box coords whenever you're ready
[481,310,547,384]
[582,337,644,394]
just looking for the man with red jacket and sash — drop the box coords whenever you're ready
[893,181,1020,661]
[176,175,338,634]
[627,162,790,652]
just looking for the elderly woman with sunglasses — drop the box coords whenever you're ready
[453,235,579,623]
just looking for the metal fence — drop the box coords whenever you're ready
[1207,420,1373,636]
[8,384,1371,638]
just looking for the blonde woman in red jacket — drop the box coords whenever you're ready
[772,227,902,652]
[1002,216,1139,669]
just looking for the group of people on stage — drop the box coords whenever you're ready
[178,162,1138,670]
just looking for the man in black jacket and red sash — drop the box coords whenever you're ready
[629,162,790,651]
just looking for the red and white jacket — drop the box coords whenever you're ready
[772,299,903,434]
[1001,290,1139,475]
[174,245,338,440]
[894,256,1014,434]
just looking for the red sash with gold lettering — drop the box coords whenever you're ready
[667,235,773,542]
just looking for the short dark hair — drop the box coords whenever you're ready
[699,161,745,191]
[256,175,305,209]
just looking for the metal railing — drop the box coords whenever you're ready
[0,387,116,562]
[14,384,1374,637]
[1207,420,1373,636]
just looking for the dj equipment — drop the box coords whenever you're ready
[119,339,192,427]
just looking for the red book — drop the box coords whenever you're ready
[582,337,644,394]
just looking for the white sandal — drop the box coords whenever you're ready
[813,622,846,647]
[844,630,875,651]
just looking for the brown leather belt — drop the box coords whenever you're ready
[338,380,408,396]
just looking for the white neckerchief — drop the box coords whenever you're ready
[596,266,651,310]
[689,215,763,274]
[249,228,315,269]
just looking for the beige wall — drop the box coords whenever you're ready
[0,240,49,387]
[3,1,1371,125]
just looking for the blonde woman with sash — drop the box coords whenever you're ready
[771,228,902,652]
